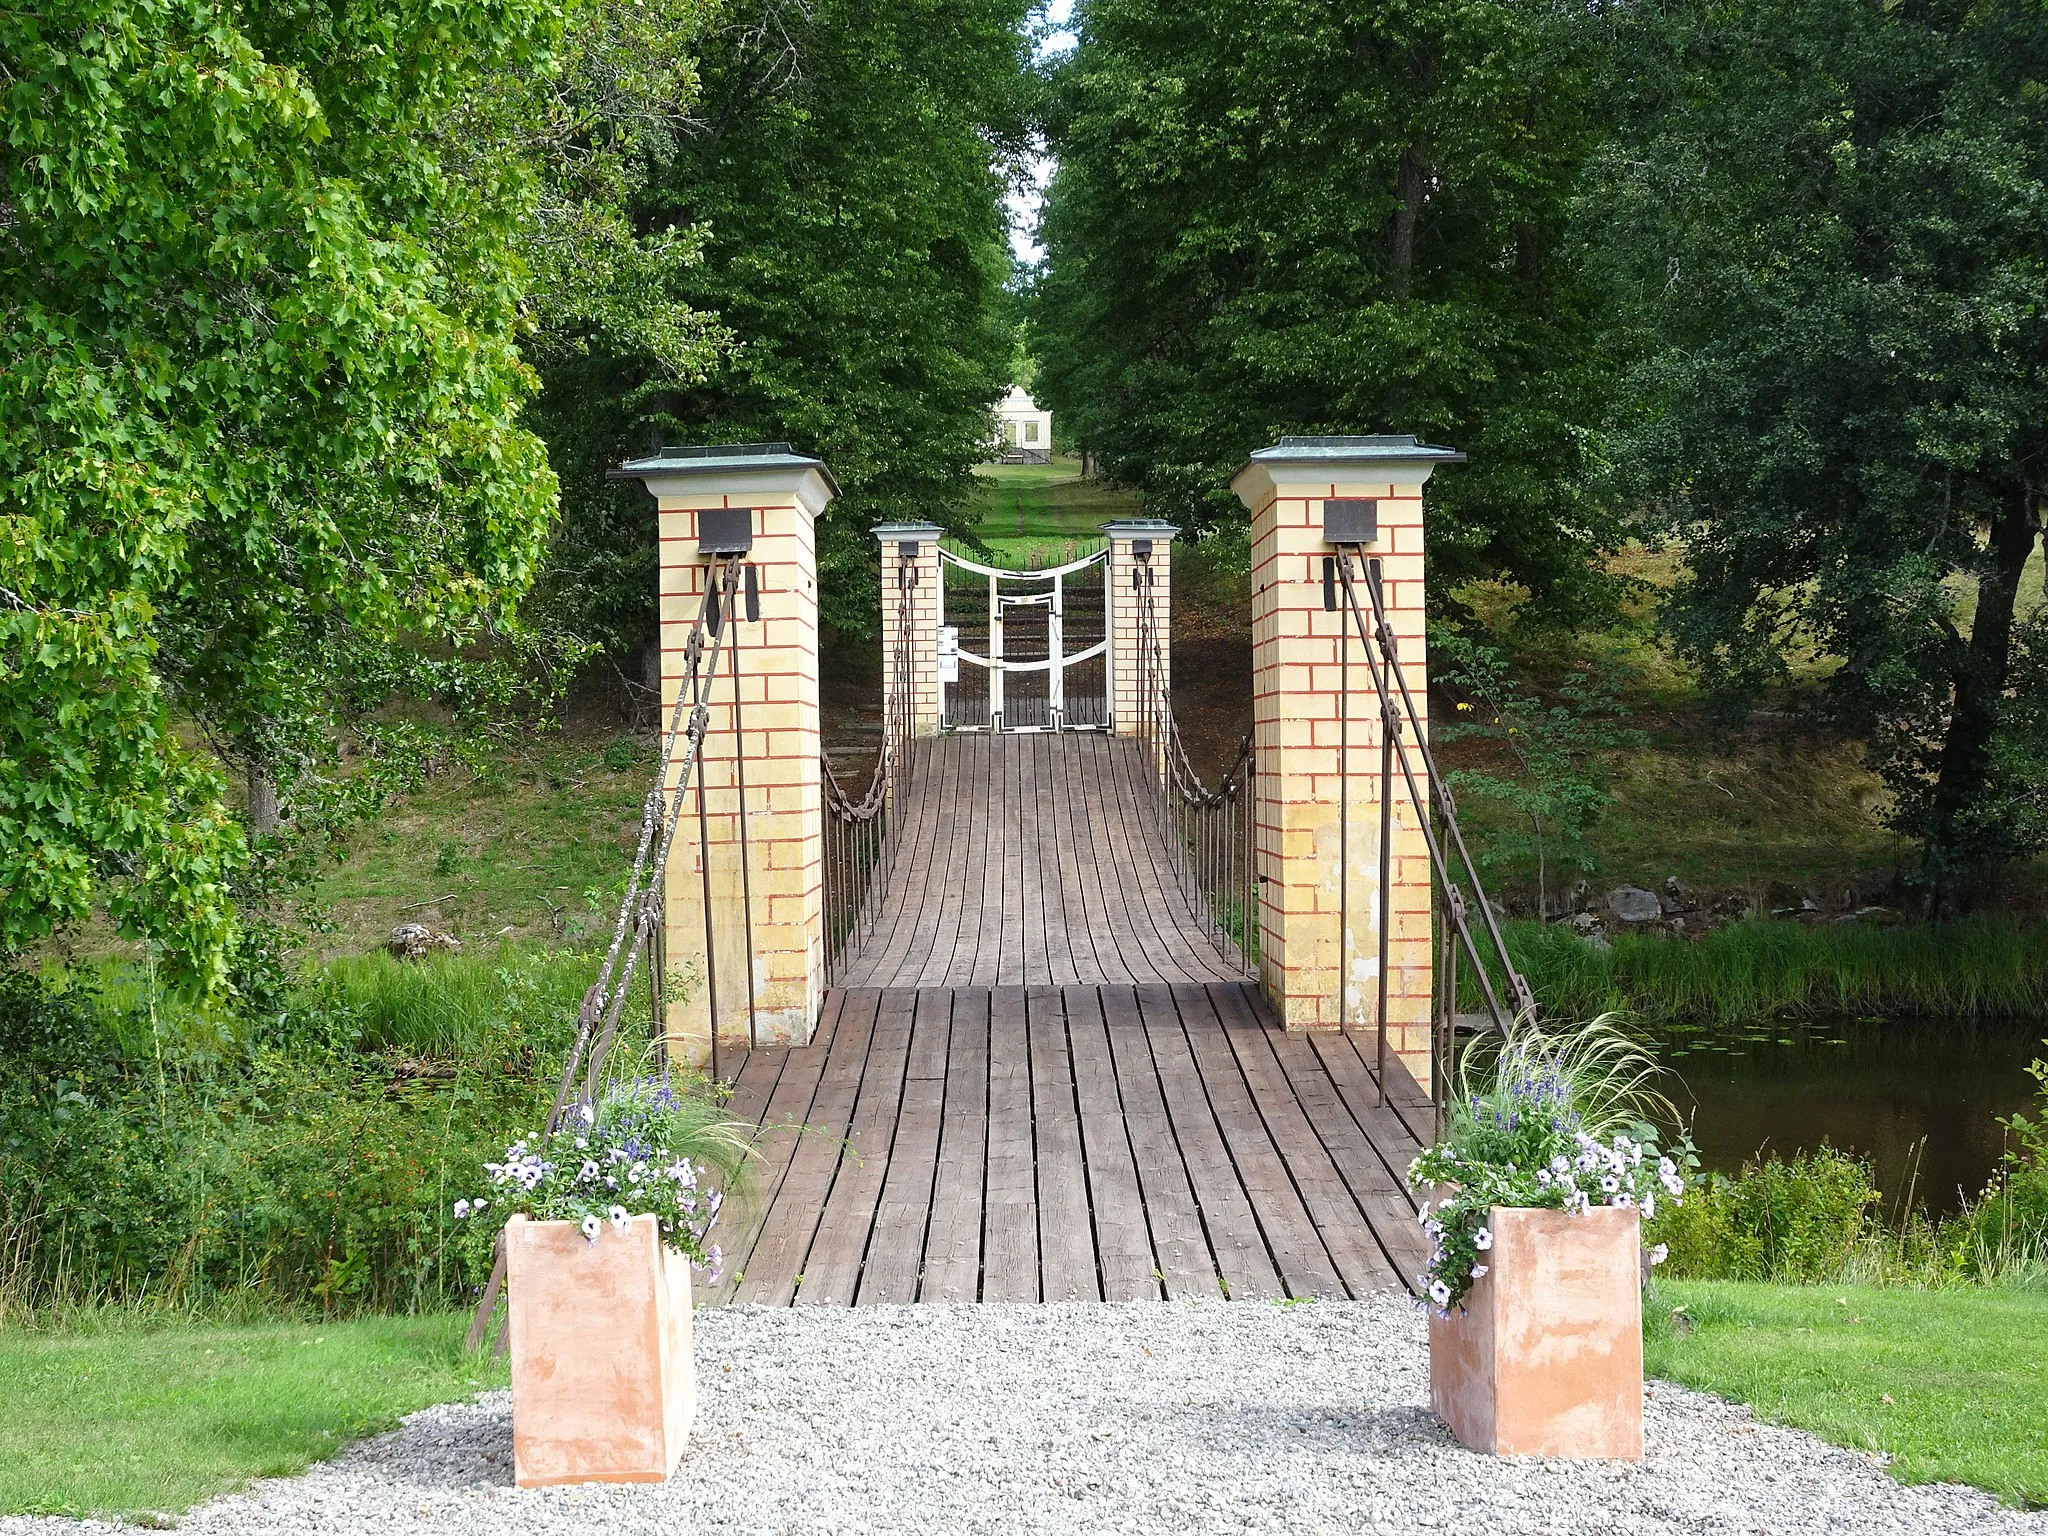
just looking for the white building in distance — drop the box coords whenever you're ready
[993,385,1052,464]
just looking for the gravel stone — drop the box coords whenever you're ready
[8,1296,2042,1534]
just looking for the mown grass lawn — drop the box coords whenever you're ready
[0,1313,505,1519]
[1648,1280,2048,1507]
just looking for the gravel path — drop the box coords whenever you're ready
[9,1297,2043,1535]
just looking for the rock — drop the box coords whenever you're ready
[388,922,463,960]
[1580,930,1614,953]
[1566,879,1591,914]
[1661,875,1697,914]
[1605,885,1664,924]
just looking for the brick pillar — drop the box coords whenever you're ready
[872,523,942,737]
[1102,520,1177,736]
[1231,436,1462,1092]
[614,443,836,1066]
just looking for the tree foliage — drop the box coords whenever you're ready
[532,0,1030,652]
[1031,0,1623,621]
[0,0,571,991]
[1589,0,2048,900]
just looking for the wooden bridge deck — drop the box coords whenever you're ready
[705,982,1433,1306]
[831,733,1250,989]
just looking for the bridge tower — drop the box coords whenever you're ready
[614,443,836,1066]
[1233,436,1463,1090]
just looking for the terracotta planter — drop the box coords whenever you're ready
[1428,1204,1643,1460]
[504,1212,696,1486]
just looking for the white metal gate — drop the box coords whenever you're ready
[939,547,1109,731]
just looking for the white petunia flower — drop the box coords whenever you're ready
[1429,1280,1451,1307]
[580,1214,601,1242]
[1469,1264,1488,1279]
[609,1205,632,1233]
[453,1199,471,1219]
[1648,1243,1668,1266]
[1474,1227,1493,1251]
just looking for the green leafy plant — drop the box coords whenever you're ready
[1410,1017,1692,1311]
[1433,632,1646,917]
[1945,1044,2048,1282]
[1650,1148,1879,1283]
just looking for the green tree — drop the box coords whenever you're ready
[531,0,1030,655]
[0,0,571,991]
[1032,0,1622,622]
[1590,0,2048,904]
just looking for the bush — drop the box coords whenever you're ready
[1653,1146,1879,1282]
[0,949,695,1318]
[1943,1047,2048,1283]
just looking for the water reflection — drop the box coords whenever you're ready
[1637,1017,2044,1219]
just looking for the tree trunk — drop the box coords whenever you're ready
[247,759,279,837]
[1390,145,1429,298]
[1925,480,2042,909]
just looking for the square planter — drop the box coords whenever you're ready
[504,1212,696,1486]
[1428,1204,1643,1460]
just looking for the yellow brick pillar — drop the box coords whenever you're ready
[1102,520,1177,736]
[1231,435,1463,1092]
[873,523,943,737]
[614,443,836,1066]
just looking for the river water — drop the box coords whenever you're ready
[1643,1017,2045,1219]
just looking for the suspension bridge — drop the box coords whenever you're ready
[512,437,1535,1315]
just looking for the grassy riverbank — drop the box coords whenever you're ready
[0,1311,501,1518]
[1647,1281,2048,1506]
[1488,915,2048,1026]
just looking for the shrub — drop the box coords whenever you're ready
[0,949,708,1318]
[1943,1046,2048,1283]
[1653,1146,1879,1282]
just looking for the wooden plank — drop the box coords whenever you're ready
[979,986,1039,1301]
[1028,986,1098,1301]
[1065,986,1162,1300]
[856,991,952,1303]
[731,990,882,1305]
[1100,986,1217,1298]
[972,735,1007,988]
[996,738,1026,986]
[1265,1030,1432,1292]
[1135,984,1284,1300]
[1170,985,1345,1299]
[697,999,834,1305]
[1073,737,1138,978]
[720,1042,786,1126]
[1204,983,1402,1296]
[919,732,976,987]
[920,988,990,1300]
[795,989,915,1304]
[1307,1028,1428,1207]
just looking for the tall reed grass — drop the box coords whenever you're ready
[1479,916,2048,1026]
[324,945,647,1057]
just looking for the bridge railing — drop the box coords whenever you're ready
[822,568,918,979]
[1130,560,1260,973]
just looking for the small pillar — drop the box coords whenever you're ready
[614,443,836,1065]
[1102,520,1177,736]
[873,523,943,737]
[1231,435,1462,1091]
